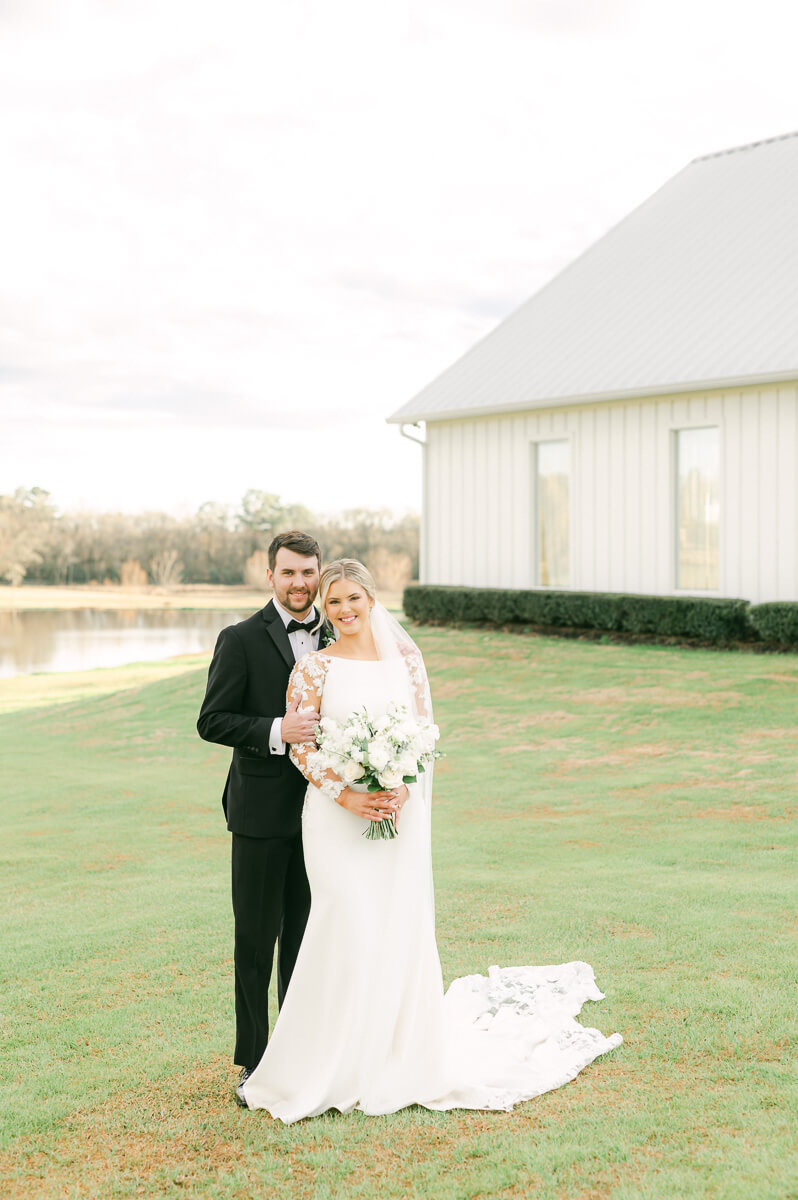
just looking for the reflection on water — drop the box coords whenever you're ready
[0,609,249,678]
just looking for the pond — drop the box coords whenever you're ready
[0,608,249,678]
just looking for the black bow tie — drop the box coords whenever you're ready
[286,617,315,634]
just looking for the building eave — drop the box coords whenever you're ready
[386,370,798,425]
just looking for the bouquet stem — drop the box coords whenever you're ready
[363,813,398,840]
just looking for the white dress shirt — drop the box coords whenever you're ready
[268,597,321,755]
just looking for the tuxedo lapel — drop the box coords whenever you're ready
[261,600,295,670]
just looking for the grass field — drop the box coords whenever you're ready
[2,627,797,1199]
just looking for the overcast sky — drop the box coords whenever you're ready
[2,0,797,517]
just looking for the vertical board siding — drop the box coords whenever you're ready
[512,415,530,589]
[722,393,742,598]
[777,389,797,598]
[624,404,641,591]
[738,395,760,601]
[428,427,438,582]
[608,406,625,591]
[485,419,501,586]
[654,400,673,594]
[463,424,475,588]
[580,407,596,588]
[758,389,779,600]
[498,418,513,586]
[593,407,611,590]
[638,402,657,590]
[420,383,798,603]
[705,394,725,592]
[566,408,580,590]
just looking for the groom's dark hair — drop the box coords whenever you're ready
[268,530,322,570]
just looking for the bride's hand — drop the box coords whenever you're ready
[371,785,409,825]
[337,788,400,822]
[387,784,409,828]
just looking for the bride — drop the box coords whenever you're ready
[240,559,621,1121]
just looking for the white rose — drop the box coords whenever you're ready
[368,739,391,772]
[341,759,365,783]
[398,754,417,776]
[378,765,404,788]
[415,725,438,753]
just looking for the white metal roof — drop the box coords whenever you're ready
[388,131,798,424]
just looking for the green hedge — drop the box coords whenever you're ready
[748,602,798,646]
[403,585,798,646]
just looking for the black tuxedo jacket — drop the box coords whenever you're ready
[197,601,328,839]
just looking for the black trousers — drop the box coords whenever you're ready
[231,831,311,1070]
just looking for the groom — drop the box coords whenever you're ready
[197,530,327,1102]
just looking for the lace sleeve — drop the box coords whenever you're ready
[400,643,431,721]
[287,653,347,803]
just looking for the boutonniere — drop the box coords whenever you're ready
[319,624,337,649]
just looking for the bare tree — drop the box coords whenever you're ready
[8,487,419,587]
[149,548,184,588]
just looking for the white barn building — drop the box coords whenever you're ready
[389,133,798,605]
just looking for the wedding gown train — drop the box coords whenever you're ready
[242,651,622,1122]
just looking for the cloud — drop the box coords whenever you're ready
[454,0,636,36]
[1,0,798,512]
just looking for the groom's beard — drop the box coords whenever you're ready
[278,587,316,616]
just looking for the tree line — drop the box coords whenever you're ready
[0,488,419,591]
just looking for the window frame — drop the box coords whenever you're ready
[671,422,722,594]
[530,435,573,589]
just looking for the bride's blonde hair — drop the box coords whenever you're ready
[318,558,377,615]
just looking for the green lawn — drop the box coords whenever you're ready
[2,628,797,1199]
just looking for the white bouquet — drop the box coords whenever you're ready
[308,702,441,840]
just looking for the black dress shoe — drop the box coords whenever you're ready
[235,1066,253,1108]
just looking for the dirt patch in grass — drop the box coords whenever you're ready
[597,921,655,939]
[741,1035,791,1062]
[517,711,577,727]
[738,728,795,742]
[431,655,496,673]
[498,735,587,756]
[553,743,673,773]
[433,680,470,698]
[4,1093,545,1200]
[456,804,587,823]
[1,1060,246,1200]
[573,687,743,709]
[641,778,759,798]
[692,804,780,821]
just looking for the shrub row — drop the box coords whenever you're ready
[747,602,798,646]
[402,585,798,646]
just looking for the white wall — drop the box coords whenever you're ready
[420,381,798,604]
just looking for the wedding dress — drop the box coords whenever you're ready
[241,608,622,1122]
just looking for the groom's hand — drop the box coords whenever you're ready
[281,697,320,744]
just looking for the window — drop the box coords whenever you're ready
[675,427,719,590]
[536,440,570,587]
